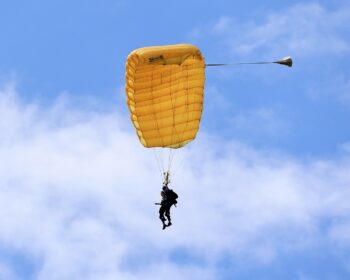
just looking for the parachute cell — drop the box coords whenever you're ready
[125,44,205,148]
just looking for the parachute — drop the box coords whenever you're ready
[125,44,205,148]
[124,44,292,180]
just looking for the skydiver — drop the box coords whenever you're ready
[155,172,178,230]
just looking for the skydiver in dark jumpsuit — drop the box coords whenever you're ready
[156,172,178,230]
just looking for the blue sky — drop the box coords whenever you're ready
[1,1,350,279]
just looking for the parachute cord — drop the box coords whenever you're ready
[168,148,177,173]
[161,148,166,174]
[205,57,292,67]
[153,149,165,182]
[165,149,173,181]
[205,62,272,67]
[167,148,173,173]
[153,149,162,180]
[172,150,186,177]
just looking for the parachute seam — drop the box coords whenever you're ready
[169,66,181,170]
[132,79,204,95]
[134,108,202,121]
[150,64,165,148]
[143,127,199,140]
[132,102,203,117]
[134,91,203,109]
[166,65,182,148]
[182,62,191,146]
[172,61,191,171]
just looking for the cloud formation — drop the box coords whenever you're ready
[1,84,350,279]
[192,3,350,59]
[237,3,349,56]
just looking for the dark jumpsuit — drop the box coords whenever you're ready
[159,190,171,224]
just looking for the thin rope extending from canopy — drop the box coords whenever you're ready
[206,56,293,68]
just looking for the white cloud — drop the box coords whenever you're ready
[0,264,20,280]
[306,74,350,108]
[330,221,350,245]
[334,77,350,107]
[192,3,350,59]
[229,107,290,140]
[211,16,234,33]
[1,84,350,279]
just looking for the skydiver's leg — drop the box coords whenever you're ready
[165,206,172,226]
[159,206,167,229]
[159,206,166,222]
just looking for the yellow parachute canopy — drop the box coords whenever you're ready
[125,44,205,148]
